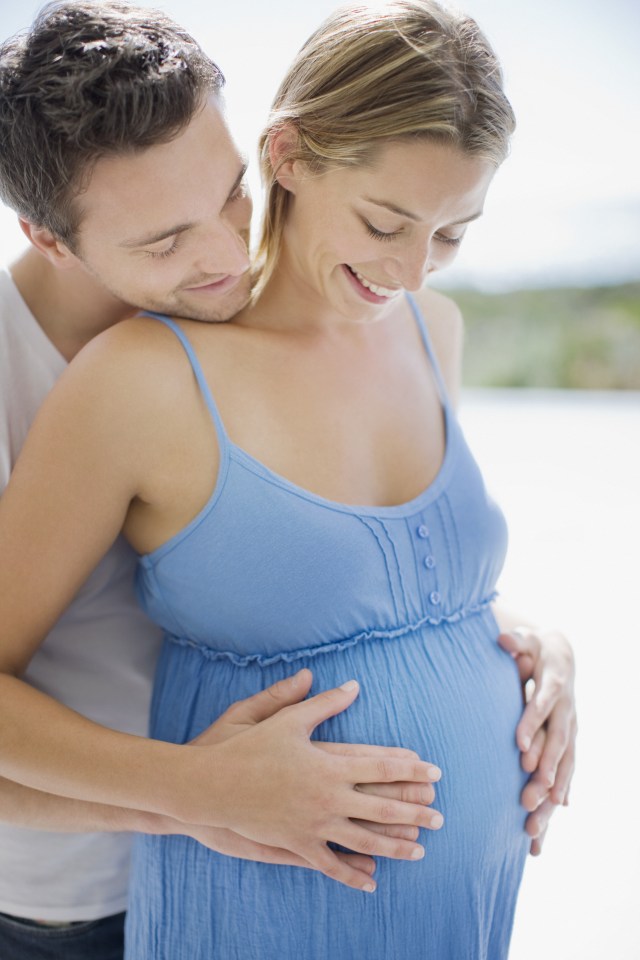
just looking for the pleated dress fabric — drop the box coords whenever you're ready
[125,296,529,959]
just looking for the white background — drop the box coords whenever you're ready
[461,390,640,959]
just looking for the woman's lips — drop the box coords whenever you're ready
[342,264,400,304]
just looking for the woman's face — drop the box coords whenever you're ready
[279,138,496,319]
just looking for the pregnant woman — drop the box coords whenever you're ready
[123,3,537,955]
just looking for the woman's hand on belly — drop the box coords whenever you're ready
[181,668,443,892]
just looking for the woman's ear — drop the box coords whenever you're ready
[268,124,302,194]
[18,218,79,270]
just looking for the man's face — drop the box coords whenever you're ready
[70,96,252,322]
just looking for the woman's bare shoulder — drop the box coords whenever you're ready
[69,314,197,409]
[411,285,464,406]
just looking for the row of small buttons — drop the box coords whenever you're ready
[416,523,440,606]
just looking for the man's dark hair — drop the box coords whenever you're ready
[0,0,224,247]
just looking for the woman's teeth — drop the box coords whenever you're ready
[352,268,400,298]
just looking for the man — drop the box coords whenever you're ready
[0,2,571,958]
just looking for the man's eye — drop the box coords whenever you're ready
[145,239,179,259]
[229,181,249,202]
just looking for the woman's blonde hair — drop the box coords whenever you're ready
[255,0,515,289]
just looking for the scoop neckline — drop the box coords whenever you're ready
[141,403,457,572]
[227,398,455,519]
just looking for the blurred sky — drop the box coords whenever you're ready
[0,0,638,290]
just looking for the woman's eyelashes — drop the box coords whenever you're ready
[364,220,402,243]
[434,232,463,248]
[363,218,463,248]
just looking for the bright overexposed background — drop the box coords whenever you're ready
[1,1,638,956]
[460,390,640,960]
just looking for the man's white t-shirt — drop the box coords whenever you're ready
[0,266,162,921]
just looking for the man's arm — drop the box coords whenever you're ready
[0,670,439,883]
[494,607,577,855]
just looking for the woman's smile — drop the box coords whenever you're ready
[342,264,402,303]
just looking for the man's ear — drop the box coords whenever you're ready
[268,124,303,195]
[18,218,79,270]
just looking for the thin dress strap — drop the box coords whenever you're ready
[404,292,451,410]
[142,311,229,449]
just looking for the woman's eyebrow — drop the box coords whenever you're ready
[362,196,483,227]
[362,196,421,221]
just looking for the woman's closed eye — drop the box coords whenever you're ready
[434,232,463,248]
[364,219,464,248]
[364,220,402,243]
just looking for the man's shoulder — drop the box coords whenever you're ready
[0,264,29,332]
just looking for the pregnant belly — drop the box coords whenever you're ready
[151,609,528,872]
[134,614,529,960]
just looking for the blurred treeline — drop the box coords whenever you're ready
[449,282,640,389]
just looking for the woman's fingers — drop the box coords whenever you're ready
[295,679,363,736]
[346,755,441,787]
[316,741,419,760]
[333,851,377,876]
[223,668,314,725]
[351,820,421,841]
[354,779,436,806]
[329,821,432,862]
[193,669,315,745]
[348,791,444,831]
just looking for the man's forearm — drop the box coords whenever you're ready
[0,774,176,834]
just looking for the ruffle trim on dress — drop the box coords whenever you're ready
[164,593,498,668]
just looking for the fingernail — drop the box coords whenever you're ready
[340,680,359,692]
[430,813,444,829]
[521,735,531,752]
[411,846,425,860]
[428,765,442,781]
[363,882,376,893]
